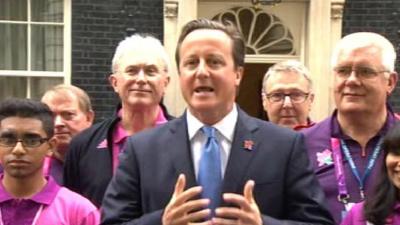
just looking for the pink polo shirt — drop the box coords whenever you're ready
[111,106,168,173]
[0,175,99,225]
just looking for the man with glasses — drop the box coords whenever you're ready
[302,32,398,223]
[262,60,314,130]
[0,98,98,224]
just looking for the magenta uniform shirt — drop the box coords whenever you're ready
[111,106,168,173]
[341,202,400,225]
[0,175,99,225]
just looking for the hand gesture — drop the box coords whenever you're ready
[162,174,212,225]
[212,180,262,225]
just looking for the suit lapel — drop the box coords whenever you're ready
[168,114,197,188]
[222,108,259,194]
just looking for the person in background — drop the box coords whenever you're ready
[302,32,398,223]
[341,123,400,225]
[101,18,333,225]
[261,60,314,130]
[0,98,99,225]
[64,33,173,207]
[41,84,94,184]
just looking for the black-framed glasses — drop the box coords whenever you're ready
[265,92,309,104]
[333,66,389,79]
[0,137,50,148]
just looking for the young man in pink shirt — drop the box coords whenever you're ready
[0,98,99,225]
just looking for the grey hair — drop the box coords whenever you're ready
[331,32,396,72]
[111,34,171,74]
[262,60,313,93]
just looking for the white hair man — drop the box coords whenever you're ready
[63,34,174,207]
[302,32,398,223]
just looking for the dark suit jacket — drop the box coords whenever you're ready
[101,108,334,225]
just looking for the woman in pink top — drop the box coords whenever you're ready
[341,123,400,225]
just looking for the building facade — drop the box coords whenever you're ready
[0,0,399,122]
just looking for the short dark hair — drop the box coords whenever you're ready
[364,122,400,224]
[0,98,54,137]
[175,18,245,69]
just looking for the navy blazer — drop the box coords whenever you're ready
[101,108,334,225]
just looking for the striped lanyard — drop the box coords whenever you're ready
[331,138,382,203]
[0,205,43,225]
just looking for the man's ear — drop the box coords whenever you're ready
[309,93,315,103]
[47,137,58,155]
[86,110,95,124]
[387,72,398,95]
[108,74,118,92]
[308,93,315,112]
[235,66,244,86]
[164,75,171,88]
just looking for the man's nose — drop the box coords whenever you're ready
[282,96,293,107]
[346,70,360,83]
[54,115,65,126]
[136,70,147,82]
[195,60,210,77]
[11,141,26,155]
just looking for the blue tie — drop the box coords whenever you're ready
[198,126,222,216]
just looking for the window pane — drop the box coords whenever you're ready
[31,0,63,22]
[31,25,63,71]
[0,0,27,21]
[30,77,63,100]
[0,24,27,70]
[0,77,27,100]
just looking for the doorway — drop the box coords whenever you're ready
[236,63,272,121]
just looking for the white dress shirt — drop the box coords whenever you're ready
[186,105,238,179]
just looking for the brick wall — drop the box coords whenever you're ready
[342,0,400,111]
[71,0,164,122]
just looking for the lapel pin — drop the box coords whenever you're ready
[243,140,254,151]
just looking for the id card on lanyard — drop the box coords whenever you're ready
[330,137,382,219]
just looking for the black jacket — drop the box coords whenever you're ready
[63,103,174,207]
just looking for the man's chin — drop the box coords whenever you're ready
[279,118,297,128]
[55,141,69,153]
[338,104,368,114]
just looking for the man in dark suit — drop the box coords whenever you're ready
[101,18,334,225]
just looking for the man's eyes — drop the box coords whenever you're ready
[125,67,160,76]
[207,58,223,67]
[182,58,224,68]
[183,59,198,67]
[60,112,76,120]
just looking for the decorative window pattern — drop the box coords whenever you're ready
[212,7,295,55]
[0,0,66,100]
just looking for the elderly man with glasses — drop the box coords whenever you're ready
[302,32,399,224]
[262,60,314,130]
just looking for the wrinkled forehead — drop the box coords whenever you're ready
[267,71,311,90]
[116,47,167,71]
[334,45,384,65]
[42,90,79,106]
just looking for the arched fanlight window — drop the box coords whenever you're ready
[212,7,295,55]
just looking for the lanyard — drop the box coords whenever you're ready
[0,204,43,225]
[331,137,382,203]
[112,139,127,174]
